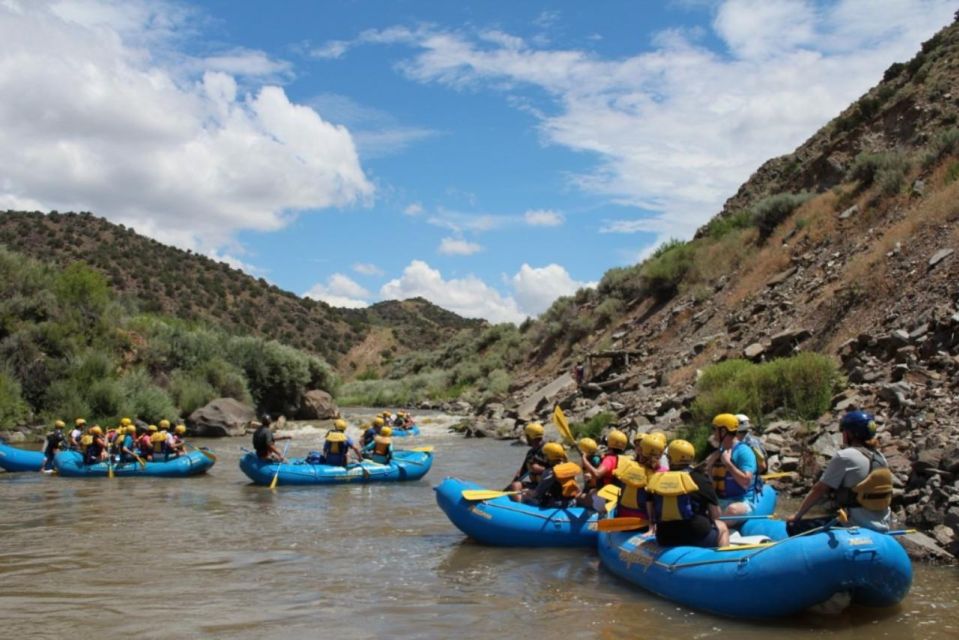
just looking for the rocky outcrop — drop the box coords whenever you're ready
[296,389,338,420]
[188,398,256,437]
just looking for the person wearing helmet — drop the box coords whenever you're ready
[322,419,363,466]
[362,417,385,448]
[118,424,140,463]
[363,425,393,464]
[137,425,156,461]
[635,432,669,473]
[68,418,86,451]
[647,439,728,548]
[508,422,548,497]
[41,420,67,471]
[583,429,629,487]
[521,442,583,508]
[787,410,892,534]
[577,438,602,489]
[708,413,759,518]
[84,426,108,465]
[252,415,291,462]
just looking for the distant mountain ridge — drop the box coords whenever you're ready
[0,210,485,374]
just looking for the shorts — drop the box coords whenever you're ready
[719,497,755,514]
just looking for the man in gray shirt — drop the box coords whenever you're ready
[787,410,892,534]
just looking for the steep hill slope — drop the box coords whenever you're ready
[0,211,484,374]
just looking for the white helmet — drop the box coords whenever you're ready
[735,414,750,432]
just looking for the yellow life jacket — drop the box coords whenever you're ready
[647,470,700,522]
[80,434,93,452]
[151,431,166,453]
[839,448,893,511]
[373,435,392,456]
[613,461,647,510]
[325,431,347,454]
[552,462,582,499]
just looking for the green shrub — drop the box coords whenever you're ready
[169,370,217,416]
[921,128,959,169]
[847,151,911,192]
[751,193,812,239]
[641,239,694,300]
[571,411,616,439]
[703,210,752,239]
[597,264,645,301]
[0,369,30,427]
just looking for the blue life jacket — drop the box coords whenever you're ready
[305,450,324,464]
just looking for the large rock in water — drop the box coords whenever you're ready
[296,389,338,420]
[188,398,255,437]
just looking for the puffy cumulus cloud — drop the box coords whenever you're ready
[304,273,371,308]
[380,260,523,323]
[438,237,483,255]
[0,0,373,253]
[524,209,564,227]
[337,1,954,248]
[352,262,384,276]
[511,264,593,316]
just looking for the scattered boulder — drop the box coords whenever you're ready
[188,398,256,437]
[928,248,954,269]
[296,389,338,420]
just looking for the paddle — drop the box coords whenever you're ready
[761,471,796,480]
[409,446,434,453]
[184,441,217,462]
[462,489,520,501]
[269,441,291,490]
[131,452,147,469]
[597,517,649,532]
[552,405,574,445]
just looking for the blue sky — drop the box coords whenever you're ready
[0,1,954,323]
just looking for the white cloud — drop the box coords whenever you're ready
[438,237,483,255]
[308,93,438,158]
[404,202,424,216]
[380,260,524,323]
[344,1,955,250]
[511,264,593,316]
[352,262,384,276]
[304,273,371,308]
[524,209,564,227]
[0,1,373,254]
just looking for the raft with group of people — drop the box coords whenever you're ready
[436,410,912,619]
[238,416,432,486]
[0,417,215,478]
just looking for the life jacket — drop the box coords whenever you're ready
[136,434,153,455]
[324,432,348,465]
[613,461,648,511]
[361,428,376,448]
[521,444,546,484]
[84,437,104,464]
[836,448,893,511]
[45,431,64,453]
[711,441,755,499]
[648,470,702,523]
[371,435,392,460]
[152,431,166,453]
[80,434,93,453]
[598,452,627,487]
[552,462,583,499]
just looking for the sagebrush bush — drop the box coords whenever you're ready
[751,192,812,239]
[921,127,959,169]
[0,369,30,427]
[641,239,695,300]
[847,151,911,191]
[571,411,617,439]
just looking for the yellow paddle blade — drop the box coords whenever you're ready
[552,405,574,445]
[597,517,648,532]
[269,473,279,490]
[716,542,774,552]
[605,499,618,512]
[761,471,797,480]
[461,489,518,501]
[410,446,434,453]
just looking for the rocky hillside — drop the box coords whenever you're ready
[0,211,484,375]
[468,16,959,557]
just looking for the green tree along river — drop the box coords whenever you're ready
[1,411,957,639]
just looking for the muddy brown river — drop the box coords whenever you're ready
[1,411,957,639]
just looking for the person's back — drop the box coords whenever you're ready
[365,427,393,464]
[649,440,727,548]
[323,432,350,466]
[252,424,273,459]
[824,446,892,531]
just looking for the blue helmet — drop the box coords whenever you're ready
[840,410,877,441]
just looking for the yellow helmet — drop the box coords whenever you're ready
[577,437,598,455]
[125,425,137,435]
[90,426,103,436]
[75,418,86,427]
[640,432,667,458]
[334,419,348,431]
[524,422,545,440]
[120,417,132,427]
[54,420,65,429]
[712,413,739,434]
[543,442,567,463]
[158,419,170,430]
[380,426,392,437]
[667,439,696,467]
[606,429,628,451]
[374,417,385,427]
[174,425,186,435]
[148,424,158,432]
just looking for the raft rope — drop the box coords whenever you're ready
[482,500,592,524]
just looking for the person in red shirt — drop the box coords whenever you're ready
[583,429,628,486]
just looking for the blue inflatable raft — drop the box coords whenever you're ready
[0,440,45,472]
[390,424,421,437]
[238,449,433,486]
[434,476,599,547]
[54,450,215,478]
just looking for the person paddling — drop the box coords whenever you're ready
[508,422,547,499]
[363,425,393,464]
[252,415,290,462]
[521,442,584,508]
[323,419,363,466]
[41,420,66,471]
[362,417,384,448]
[83,426,108,465]
[68,418,85,450]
